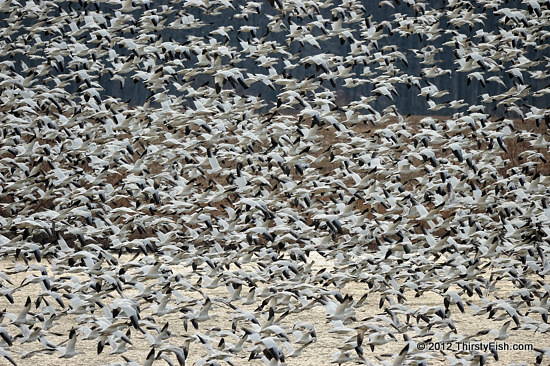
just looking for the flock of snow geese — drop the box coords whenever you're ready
[1,0,550,365]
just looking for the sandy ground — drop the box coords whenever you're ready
[0,253,545,366]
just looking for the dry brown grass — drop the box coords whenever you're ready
[2,109,549,251]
